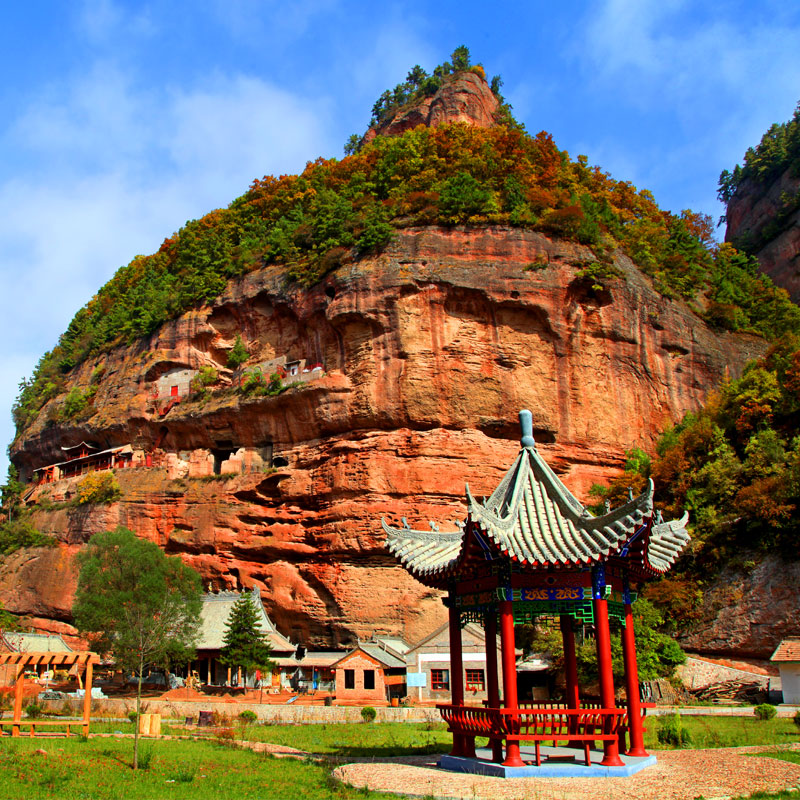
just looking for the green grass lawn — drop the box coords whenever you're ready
[0,736,404,800]
[233,720,454,756]
[160,715,799,756]
[644,714,799,750]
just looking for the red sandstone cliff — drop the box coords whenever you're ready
[725,166,800,302]
[4,226,767,649]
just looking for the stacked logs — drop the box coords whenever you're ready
[689,679,766,704]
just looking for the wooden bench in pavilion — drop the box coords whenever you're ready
[384,409,690,771]
[0,651,100,738]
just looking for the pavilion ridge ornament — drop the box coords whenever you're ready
[382,410,690,776]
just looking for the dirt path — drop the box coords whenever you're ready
[332,745,800,800]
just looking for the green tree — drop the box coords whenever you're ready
[227,335,250,370]
[220,591,274,687]
[521,599,684,685]
[450,45,471,71]
[72,527,202,769]
[1,466,26,523]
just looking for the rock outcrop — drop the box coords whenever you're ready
[364,72,499,143]
[6,226,766,648]
[725,166,800,302]
[679,554,800,659]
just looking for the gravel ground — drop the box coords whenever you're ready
[333,745,800,800]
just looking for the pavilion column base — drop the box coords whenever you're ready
[600,745,625,767]
[626,746,650,758]
[503,741,525,768]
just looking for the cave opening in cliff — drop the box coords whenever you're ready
[211,443,236,475]
[271,455,289,468]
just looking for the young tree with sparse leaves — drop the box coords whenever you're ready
[227,334,250,370]
[73,526,202,770]
[220,592,274,688]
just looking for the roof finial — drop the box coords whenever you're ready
[519,409,535,448]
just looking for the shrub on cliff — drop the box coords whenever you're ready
[190,365,219,397]
[0,519,55,556]
[240,369,283,397]
[75,472,122,505]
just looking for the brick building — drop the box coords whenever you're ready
[332,642,407,704]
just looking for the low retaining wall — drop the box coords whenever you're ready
[40,697,443,724]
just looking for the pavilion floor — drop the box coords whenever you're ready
[439,744,656,777]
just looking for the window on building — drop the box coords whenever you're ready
[170,385,179,396]
[363,669,375,690]
[466,669,485,691]
[344,669,355,689]
[431,669,450,691]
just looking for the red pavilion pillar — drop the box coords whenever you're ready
[593,568,624,767]
[448,605,474,757]
[560,614,580,738]
[499,599,524,768]
[484,609,504,763]
[621,591,648,757]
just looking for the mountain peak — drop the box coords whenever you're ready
[363,71,500,144]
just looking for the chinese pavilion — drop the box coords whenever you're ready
[383,410,690,773]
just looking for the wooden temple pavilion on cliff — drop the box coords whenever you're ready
[383,410,690,777]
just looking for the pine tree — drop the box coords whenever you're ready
[220,592,274,686]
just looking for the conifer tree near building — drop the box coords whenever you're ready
[220,592,274,686]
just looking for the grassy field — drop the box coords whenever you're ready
[1,716,798,800]
[0,736,403,800]
[232,720,453,755]
[643,714,799,750]
[221,715,798,755]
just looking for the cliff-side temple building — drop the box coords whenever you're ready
[383,410,690,777]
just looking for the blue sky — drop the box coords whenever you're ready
[2,0,800,477]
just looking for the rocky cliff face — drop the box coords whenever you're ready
[725,166,800,302]
[680,554,800,659]
[5,226,766,648]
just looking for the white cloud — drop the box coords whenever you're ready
[0,58,334,476]
[581,0,800,124]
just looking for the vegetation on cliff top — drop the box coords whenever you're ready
[718,102,800,202]
[593,336,800,628]
[718,101,800,253]
[12,57,800,437]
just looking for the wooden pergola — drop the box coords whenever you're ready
[0,651,100,737]
[384,410,690,771]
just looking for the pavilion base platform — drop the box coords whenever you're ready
[439,745,657,778]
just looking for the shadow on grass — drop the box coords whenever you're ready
[318,744,448,758]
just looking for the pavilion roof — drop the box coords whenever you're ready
[384,411,690,583]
